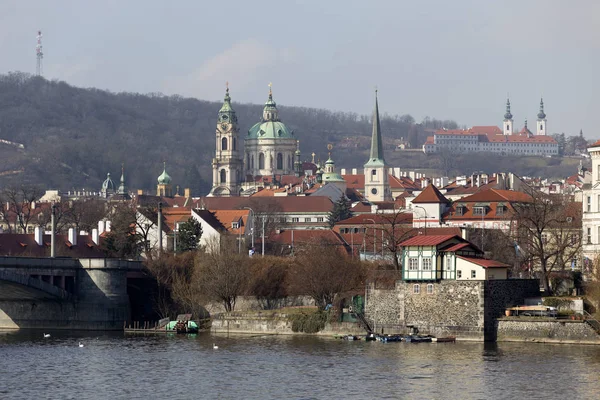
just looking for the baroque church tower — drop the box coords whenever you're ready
[536,98,547,135]
[503,98,513,135]
[364,90,392,202]
[209,84,242,196]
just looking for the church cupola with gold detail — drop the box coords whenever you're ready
[157,162,173,197]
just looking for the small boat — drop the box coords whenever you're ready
[342,335,358,341]
[379,334,403,343]
[404,335,432,343]
[432,337,456,343]
[365,333,377,341]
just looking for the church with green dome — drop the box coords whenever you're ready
[244,84,298,178]
[209,83,301,197]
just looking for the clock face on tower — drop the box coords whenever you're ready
[221,123,228,131]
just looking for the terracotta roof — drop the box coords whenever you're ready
[269,229,349,255]
[399,234,458,247]
[192,209,249,235]
[458,188,533,203]
[342,174,418,191]
[590,140,600,147]
[335,213,413,226]
[191,196,333,214]
[0,234,106,258]
[432,126,557,143]
[412,184,450,204]
[250,188,288,197]
[350,201,372,213]
[457,256,508,268]
[445,243,470,252]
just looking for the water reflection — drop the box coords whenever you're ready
[2,332,600,399]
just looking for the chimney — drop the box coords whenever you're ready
[31,201,36,210]
[184,188,191,198]
[92,228,99,245]
[34,226,43,246]
[352,168,357,175]
[98,220,105,235]
[137,189,144,195]
[460,227,469,241]
[50,204,56,258]
[105,221,112,232]
[68,228,77,246]
[340,168,346,175]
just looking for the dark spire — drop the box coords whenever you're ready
[537,97,546,119]
[367,89,385,163]
[504,98,513,120]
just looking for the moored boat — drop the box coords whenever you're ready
[432,336,456,343]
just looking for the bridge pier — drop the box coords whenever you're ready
[0,257,144,330]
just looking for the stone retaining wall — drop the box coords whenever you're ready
[497,319,600,344]
[210,312,364,336]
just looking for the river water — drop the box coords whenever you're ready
[1,331,600,400]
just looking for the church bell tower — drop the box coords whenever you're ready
[209,83,243,196]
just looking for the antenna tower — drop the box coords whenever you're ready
[36,30,43,76]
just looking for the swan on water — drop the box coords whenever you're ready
[213,344,218,350]
[78,342,84,348]
[43,333,50,338]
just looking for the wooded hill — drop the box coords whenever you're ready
[0,72,585,195]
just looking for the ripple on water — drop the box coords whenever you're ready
[2,332,600,400]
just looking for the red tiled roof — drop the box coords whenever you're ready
[458,256,508,268]
[458,188,533,203]
[399,234,458,247]
[270,229,349,255]
[342,174,418,191]
[412,184,450,204]
[445,243,470,252]
[0,234,106,258]
[335,213,413,226]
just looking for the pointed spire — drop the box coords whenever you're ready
[367,89,385,164]
[537,97,546,119]
[117,163,127,195]
[504,98,513,120]
[219,82,234,113]
[524,119,528,129]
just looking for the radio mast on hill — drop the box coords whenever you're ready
[36,30,43,76]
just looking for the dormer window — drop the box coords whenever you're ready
[232,221,240,229]
[473,206,487,216]
[456,205,465,216]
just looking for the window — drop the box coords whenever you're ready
[587,196,592,212]
[571,234,579,245]
[471,270,476,279]
[371,169,377,181]
[588,228,592,244]
[426,284,434,294]
[280,217,286,223]
[291,217,299,223]
[277,153,283,170]
[496,205,504,215]
[231,221,239,229]
[541,233,548,244]
[456,206,464,216]
[259,153,265,169]
[413,284,420,294]
[422,258,432,271]
[251,154,254,169]
[317,217,324,222]
[473,206,486,216]
[457,270,462,279]
[220,169,226,184]
[233,138,237,151]
[446,256,452,270]
[221,137,228,151]
[408,257,419,271]
[304,218,311,222]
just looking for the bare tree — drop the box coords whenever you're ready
[194,236,249,312]
[63,198,108,233]
[363,209,414,270]
[0,185,43,233]
[289,237,368,309]
[510,191,582,294]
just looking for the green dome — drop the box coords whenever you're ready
[247,120,294,139]
[322,171,345,183]
[158,163,171,184]
[101,173,115,191]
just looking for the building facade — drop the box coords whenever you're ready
[582,140,600,260]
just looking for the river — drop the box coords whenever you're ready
[1,331,599,400]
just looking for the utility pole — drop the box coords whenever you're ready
[261,216,265,257]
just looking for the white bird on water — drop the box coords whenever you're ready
[213,343,218,350]
[78,342,84,348]
[43,333,50,338]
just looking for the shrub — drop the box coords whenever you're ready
[289,311,328,333]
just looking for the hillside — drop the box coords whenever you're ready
[0,73,584,194]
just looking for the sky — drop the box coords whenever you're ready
[1,0,599,137]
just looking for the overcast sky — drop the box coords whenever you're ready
[1,0,598,137]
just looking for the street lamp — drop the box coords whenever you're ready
[414,205,427,234]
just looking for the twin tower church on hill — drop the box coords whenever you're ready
[208,84,392,202]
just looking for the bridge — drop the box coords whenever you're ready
[0,257,147,330]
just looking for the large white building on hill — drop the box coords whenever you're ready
[423,98,558,156]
